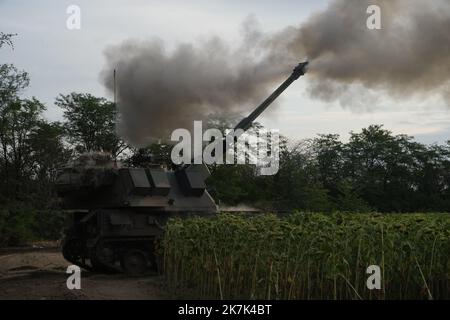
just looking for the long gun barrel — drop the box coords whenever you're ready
[179,62,308,170]
[177,62,308,193]
[233,61,308,132]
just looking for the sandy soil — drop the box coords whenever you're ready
[0,247,170,300]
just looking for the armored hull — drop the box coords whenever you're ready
[57,154,217,274]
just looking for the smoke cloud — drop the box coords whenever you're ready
[100,18,294,145]
[290,0,450,109]
[101,0,450,146]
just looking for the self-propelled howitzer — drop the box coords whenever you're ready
[56,62,308,274]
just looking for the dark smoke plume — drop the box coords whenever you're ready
[101,0,450,145]
[289,0,450,109]
[100,18,293,145]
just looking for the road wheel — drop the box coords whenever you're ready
[62,239,83,265]
[120,249,148,275]
[91,245,116,272]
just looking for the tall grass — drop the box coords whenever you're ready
[163,212,450,300]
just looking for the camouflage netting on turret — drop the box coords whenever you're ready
[69,152,120,168]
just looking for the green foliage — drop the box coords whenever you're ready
[0,203,65,245]
[0,34,69,245]
[0,32,16,49]
[0,96,69,199]
[0,203,36,246]
[27,121,71,183]
[164,212,450,300]
[0,64,29,105]
[208,164,258,205]
[207,125,450,212]
[55,92,127,158]
[125,143,173,168]
[32,209,66,241]
[334,182,372,212]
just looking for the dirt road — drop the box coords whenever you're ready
[0,248,171,300]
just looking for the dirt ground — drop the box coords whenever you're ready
[0,246,171,300]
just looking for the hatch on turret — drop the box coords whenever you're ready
[120,168,170,196]
[147,168,171,196]
[175,164,210,197]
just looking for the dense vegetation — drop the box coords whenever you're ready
[163,213,450,300]
[208,128,450,213]
[0,32,449,246]
[0,33,125,245]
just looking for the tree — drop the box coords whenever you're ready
[27,121,71,202]
[0,33,28,108]
[125,143,173,168]
[311,134,344,196]
[271,141,332,211]
[0,33,69,203]
[0,64,29,104]
[0,33,69,244]
[55,93,128,159]
[0,98,53,198]
[0,33,32,197]
[344,125,398,210]
[0,32,16,49]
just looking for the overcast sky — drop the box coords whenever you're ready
[1,0,449,144]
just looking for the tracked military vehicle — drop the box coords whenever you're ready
[56,62,308,274]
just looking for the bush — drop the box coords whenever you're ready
[32,209,66,240]
[0,203,36,246]
[0,203,66,246]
